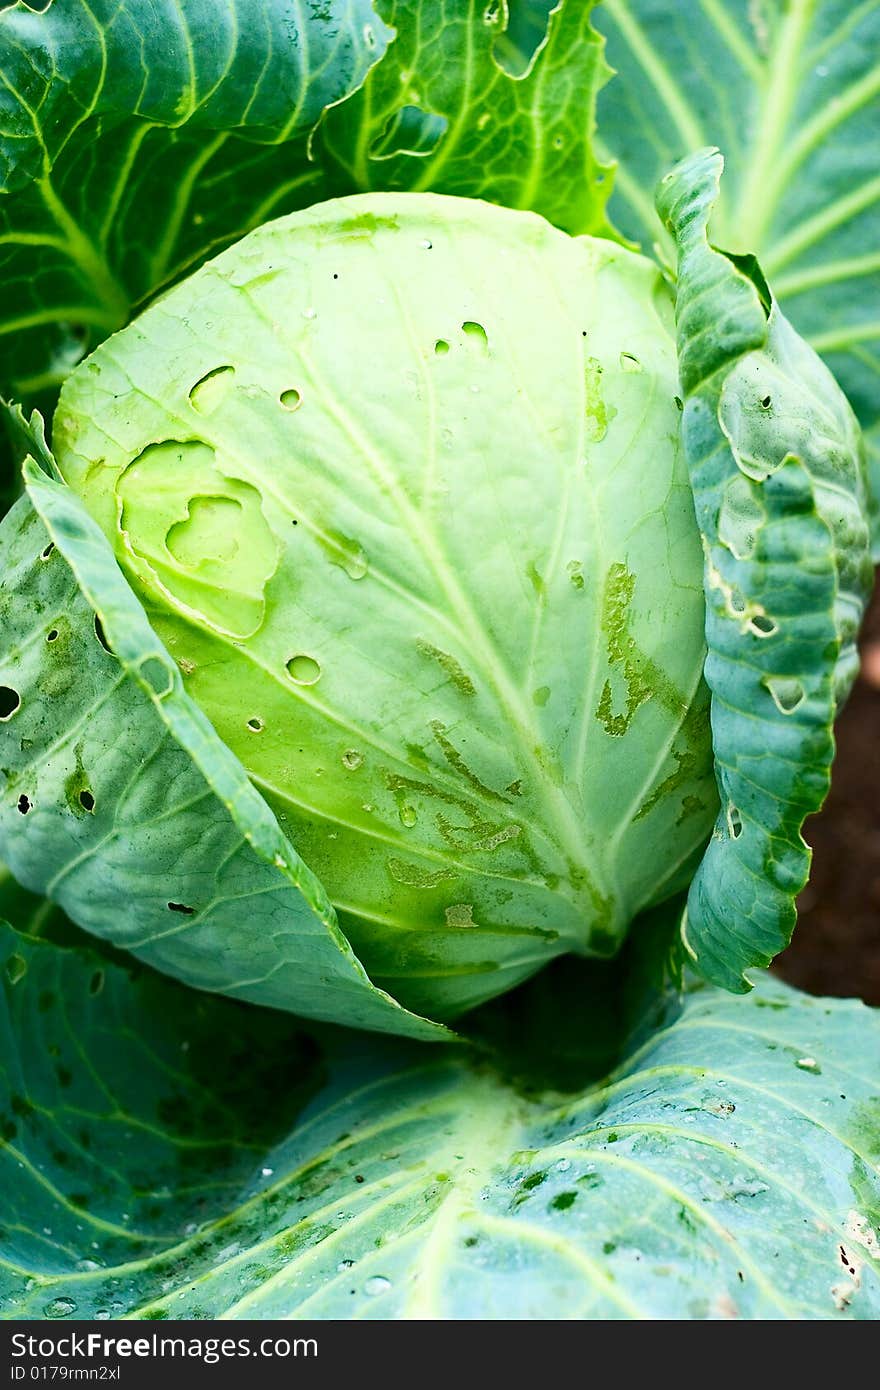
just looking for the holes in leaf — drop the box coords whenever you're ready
[370,106,447,161]
[167,902,195,915]
[138,657,174,699]
[40,542,55,560]
[726,805,743,839]
[286,654,321,685]
[462,321,489,355]
[94,614,114,655]
[46,628,59,643]
[5,954,27,985]
[0,687,20,720]
[280,389,302,411]
[764,676,805,715]
[17,794,31,815]
[79,789,95,813]
[674,396,684,411]
[247,717,264,733]
[434,339,450,356]
[89,969,104,996]
[188,365,235,415]
[494,0,554,75]
[620,352,642,373]
[760,395,772,409]
[719,475,765,562]
[483,1,500,21]
[166,496,241,567]
[748,613,778,638]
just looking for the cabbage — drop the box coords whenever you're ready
[51,194,715,1016]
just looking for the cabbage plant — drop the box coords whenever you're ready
[0,0,878,1323]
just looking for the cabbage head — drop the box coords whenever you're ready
[50,194,715,1017]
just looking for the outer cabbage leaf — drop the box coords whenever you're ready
[49,191,716,1018]
[1,919,878,1320]
[0,0,612,507]
[0,415,447,1039]
[317,0,613,236]
[594,0,880,553]
[658,149,874,991]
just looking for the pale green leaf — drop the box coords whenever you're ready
[0,420,447,1039]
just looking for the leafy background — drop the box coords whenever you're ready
[1,0,877,536]
[2,887,879,1320]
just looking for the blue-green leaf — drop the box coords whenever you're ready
[1,919,877,1319]
[594,0,880,552]
[657,148,873,991]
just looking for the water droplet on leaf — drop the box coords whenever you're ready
[44,1297,77,1319]
[364,1276,391,1296]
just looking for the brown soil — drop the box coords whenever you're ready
[774,575,880,1005]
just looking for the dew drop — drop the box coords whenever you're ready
[337,1259,355,1272]
[286,654,321,685]
[261,1167,274,1178]
[95,1311,111,1321]
[280,388,302,411]
[400,804,417,828]
[342,545,368,580]
[363,1275,391,1297]
[795,1056,821,1073]
[434,338,450,356]
[342,749,363,770]
[554,1158,572,1173]
[44,1297,77,1319]
[75,1258,102,1272]
[302,307,317,320]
